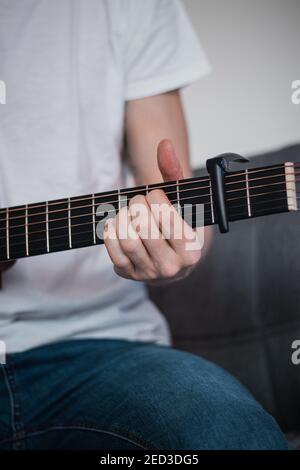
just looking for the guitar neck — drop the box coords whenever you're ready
[0,161,298,262]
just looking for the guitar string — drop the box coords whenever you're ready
[0,163,298,217]
[1,193,299,250]
[0,169,299,224]
[3,199,298,255]
[0,182,298,238]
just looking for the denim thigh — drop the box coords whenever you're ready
[0,339,289,450]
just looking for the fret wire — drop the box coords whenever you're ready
[0,163,295,219]
[146,184,149,195]
[245,169,252,217]
[0,165,297,252]
[68,198,72,249]
[92,194,96,245]
[3,197,293,256]
[25,204,29,256]
[118,189,121,212]
[46,201,50,253]
[6,207,10,260]
[0,185,298,240]
[1,168,295,223]
[2,192,298,249]
[176,180,182,216]
[0,206,217,251]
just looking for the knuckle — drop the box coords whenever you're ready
[129,194,146,207]
[121,239,139,255]
[114,258,131,271]
[160,261,180,279]
[136,268,157,281]
[146,267,158,280]
[146,189,165,203]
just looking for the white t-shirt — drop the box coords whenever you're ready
[0,0,210,353]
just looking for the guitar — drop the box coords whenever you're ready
[0,158,298,263]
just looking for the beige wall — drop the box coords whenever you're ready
[182,0,300,167]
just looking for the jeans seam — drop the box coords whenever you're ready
[0,359,26,449]
[0,365,15,438]
[0,423,155,450]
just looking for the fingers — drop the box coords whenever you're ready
[146,189,202,267]
[104,188,202,282]
[129,194,181,278]
[157,139,184,182]
[104,218,135,280]
[104,208,157,281]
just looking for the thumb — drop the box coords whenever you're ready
[157,139,183,182]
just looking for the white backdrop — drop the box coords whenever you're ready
[182,0,300,167]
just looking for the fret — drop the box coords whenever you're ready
[0,161,297,261]
[48,199,69,254]
[176,180,182,216]
[68,198,72,249]
[285,162,298,211]
[0,209,8,261]
[46,201,50,252]
[118,189,121,212]
[174,178,212,228]
[94,190,119,242]
[27,202,47,256]
[248,164,287,218]
[92,194,96,244]
[8,206,26,260]
[226,170,248,222]
[6,208,10,260]
[245,169,252,217]
[25,204,29,256]
[70,195,94,249]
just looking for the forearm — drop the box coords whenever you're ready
[125,90,212,256]
[125,90,192,184]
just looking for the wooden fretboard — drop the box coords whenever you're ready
[0,161,298,262]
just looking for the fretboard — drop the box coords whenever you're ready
[0,161,298,262]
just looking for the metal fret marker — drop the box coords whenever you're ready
[209,178,215,224]
[176,180,182,216]
[46,201,50,253]
[25,204,29,256]
[6,207,10,260]
[92,194,96,244]
[68,198,72,248]
[118,189,126,213]
[285,162,298,211]
[118,189,121,212]
[245,169,252,217]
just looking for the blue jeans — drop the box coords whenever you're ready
[0,339,288,450]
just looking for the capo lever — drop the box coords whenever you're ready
[206,153,249,233]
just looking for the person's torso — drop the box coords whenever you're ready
[0,0,170,352]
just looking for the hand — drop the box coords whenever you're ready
[104,139,202,282]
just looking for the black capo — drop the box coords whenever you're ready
[206,153,249,233]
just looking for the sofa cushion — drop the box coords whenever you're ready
[149,144,300,432]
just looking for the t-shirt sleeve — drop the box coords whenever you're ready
[124,0,211,101]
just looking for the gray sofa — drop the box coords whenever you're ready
[149,144,300,446]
